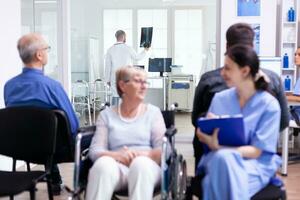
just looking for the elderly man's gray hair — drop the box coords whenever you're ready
[17,34,45,64]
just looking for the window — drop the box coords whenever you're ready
[103,9,133,53]
[137,9,168,57]
[174,9,203,76]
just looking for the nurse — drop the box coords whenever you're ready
[292,47,300,95]
[196,44,281,200]
[294,47,300,66]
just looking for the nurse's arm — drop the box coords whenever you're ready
[236,145,262,159]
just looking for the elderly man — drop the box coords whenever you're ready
[4,33,79,195]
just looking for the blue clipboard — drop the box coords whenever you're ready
[197,116,247,152]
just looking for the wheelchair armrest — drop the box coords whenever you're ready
[73,127,96,192]
[165,126,177,139]
[77,125,96,133]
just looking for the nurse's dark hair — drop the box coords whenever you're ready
[225,44,268,91]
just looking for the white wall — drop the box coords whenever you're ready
[0,0,21,170]
[217,0,277,67]
[0,1,22,108]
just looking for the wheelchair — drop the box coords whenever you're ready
[69,103,187,200]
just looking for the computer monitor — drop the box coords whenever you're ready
[148,58,172,76]
[259,57,281,77]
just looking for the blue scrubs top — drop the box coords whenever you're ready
[4,67,79,136]
[208,88,281,174]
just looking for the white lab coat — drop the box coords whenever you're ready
[105,42,146,97]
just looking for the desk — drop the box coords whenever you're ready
[281,94,300,175]
[287,94,300,105]
[145,77,167,110]
[168,74,195,111]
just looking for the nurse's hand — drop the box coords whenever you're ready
[206,112,218,119]
[196,128,220,150]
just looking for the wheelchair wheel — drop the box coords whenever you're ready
[171,154,187,200]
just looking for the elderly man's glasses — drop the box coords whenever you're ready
[40,46,51,52]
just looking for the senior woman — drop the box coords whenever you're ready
[86,66,166,200]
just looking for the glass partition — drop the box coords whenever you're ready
[21,0,59,81]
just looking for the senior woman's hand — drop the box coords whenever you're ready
[115,146,139,166]
[196,128,220,151]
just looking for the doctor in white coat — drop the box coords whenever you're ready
[105,30,149,105]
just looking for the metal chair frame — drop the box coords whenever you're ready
[72,80,92,125]
[89,79,112,123]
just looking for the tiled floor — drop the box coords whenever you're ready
[1,113,300,200]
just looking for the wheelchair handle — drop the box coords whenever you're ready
[170,102,178,111]
[165,126,177,138]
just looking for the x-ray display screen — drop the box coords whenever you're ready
[140,27,153,48]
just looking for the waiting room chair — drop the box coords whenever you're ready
[0,107,58,200]
[52,110,75,163]
[10,108,92,197]
[51,109,93,163]
[186,165,286,200]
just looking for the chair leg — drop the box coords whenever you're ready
[46,179,54,200]
[9,195,14,200]
[30,187,36,200]
[26,162,31,171]
[12,159,16,172]
[185,184,193,200]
